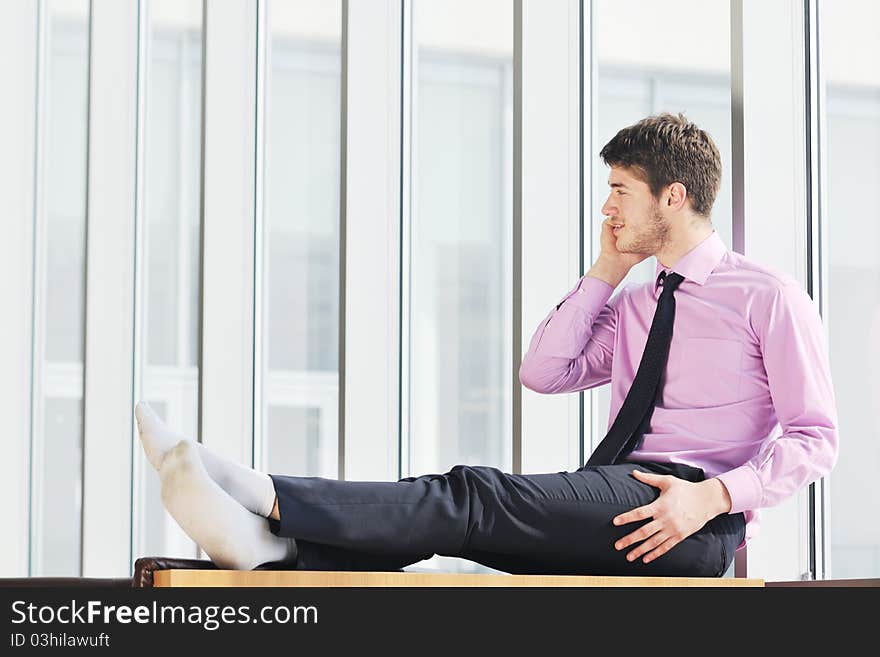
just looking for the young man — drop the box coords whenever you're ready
[137,112,838,577]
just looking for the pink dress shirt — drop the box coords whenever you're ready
[519,229,839,550]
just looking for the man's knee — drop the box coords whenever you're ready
[446,464,505,490]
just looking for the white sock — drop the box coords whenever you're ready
[135,401,277,518]
[158,440,296,570]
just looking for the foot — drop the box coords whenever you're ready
[135,401,183,470]
[158,440,296,570]
[135,400,276,517]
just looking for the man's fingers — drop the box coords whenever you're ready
[632,469,672,485]
[642,537,679,564]
[625,532,670,563]
[612,502,656,526]
[614,519,662,551]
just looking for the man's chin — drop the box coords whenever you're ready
[617,243,648,256]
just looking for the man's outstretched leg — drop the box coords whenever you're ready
[136,401,742,575]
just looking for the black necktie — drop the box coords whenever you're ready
[585,270,685,466]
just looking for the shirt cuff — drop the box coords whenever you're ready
[714,463,762,515]
[557,275,614,315]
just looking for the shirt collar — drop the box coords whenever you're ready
[655,229,727,288]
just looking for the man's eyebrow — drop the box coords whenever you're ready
[608,181,628,189]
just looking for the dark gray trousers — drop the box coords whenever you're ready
[266,460,745,577]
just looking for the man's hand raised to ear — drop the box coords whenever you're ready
[611,471,733,564]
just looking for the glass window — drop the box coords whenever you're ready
[259,0,342,478]
[821,0,880,579]
[31,0,90,577]
[37,397,84,576]
[135,0,203,560]
[402,0,513,575]
[409,0,514,477]
[266,405,323,476]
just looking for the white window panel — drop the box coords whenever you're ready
[0,1,38,577]
[343,0,401,482]
[81,0,139,577]
[29,0,91,578]
[819,0,880,580]
[520,0,583,474]
[256,0,344,481]
[200,0,257,466]
[406,0,514,479]
[132,0,204,565]
[400,0,513,575]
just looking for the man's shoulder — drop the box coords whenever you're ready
[722,252,822,334]
[725,251,813,309]
[724,250,799,291]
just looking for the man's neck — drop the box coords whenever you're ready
[656,221,714,270]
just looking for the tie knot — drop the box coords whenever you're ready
[658,271,685,294]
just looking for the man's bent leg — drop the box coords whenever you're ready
[266,462,745,576]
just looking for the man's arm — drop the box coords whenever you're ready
[519,261,626,395]
[713,281,840,514]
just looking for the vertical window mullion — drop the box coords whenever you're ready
[399,0,413,480]
[252,0,267,473]
[803,0,827,582]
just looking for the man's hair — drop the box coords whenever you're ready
[599,112,721,218]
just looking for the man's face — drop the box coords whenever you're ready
[600,165,670,256]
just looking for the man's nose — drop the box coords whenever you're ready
[601,196,616,217]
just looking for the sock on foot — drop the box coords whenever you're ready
[135,401,180,470]
[135,401,277,517]
[158,440,296,570]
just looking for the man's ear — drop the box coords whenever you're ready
[666,182,688,211]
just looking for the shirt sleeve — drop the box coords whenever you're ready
[714,281,840,515]
[519,274,621,394]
